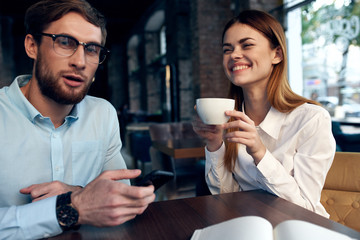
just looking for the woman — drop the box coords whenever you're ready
[193,10,336,217]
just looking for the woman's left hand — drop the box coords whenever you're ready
[222,110,266,165]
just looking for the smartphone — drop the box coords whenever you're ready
[136,170,174,191]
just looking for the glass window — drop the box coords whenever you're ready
[286,0,360,120]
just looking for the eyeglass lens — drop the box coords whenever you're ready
[53,35,107,64]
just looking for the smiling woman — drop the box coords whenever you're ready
[222,23,281,94]
[192,9,336,218]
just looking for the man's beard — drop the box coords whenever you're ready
[34,53,92,105]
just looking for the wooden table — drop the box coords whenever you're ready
[126,122,152,131]
[48,190,360,240]
[152,138,205,159]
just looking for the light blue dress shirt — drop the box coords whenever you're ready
[0,75,129,239]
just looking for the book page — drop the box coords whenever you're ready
[191,216,273,240]
[274,220,354,240]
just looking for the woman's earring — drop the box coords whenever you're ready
[92,77,95,83]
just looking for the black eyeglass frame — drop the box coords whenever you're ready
[36,33,110,64]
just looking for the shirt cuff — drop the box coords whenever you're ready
[205,141,225,175]
[18,196,62,239]
[256,149,279,179]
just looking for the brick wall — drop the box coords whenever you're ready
[190,0,233,100]
[250,0,282,11]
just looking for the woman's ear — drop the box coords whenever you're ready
[272,46,283,65]
[24,34,38,60]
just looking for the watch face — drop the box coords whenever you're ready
[57,204,79,229]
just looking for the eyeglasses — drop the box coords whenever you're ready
[37,33,110,64]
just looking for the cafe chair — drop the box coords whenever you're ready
[129,131,152,175]
[320,152,360,231]
[331,121,360,152]
[148,122,205,200]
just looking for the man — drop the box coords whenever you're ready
[0,0,155,239]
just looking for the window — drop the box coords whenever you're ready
[286,0,360,120]
[160,25,167,56]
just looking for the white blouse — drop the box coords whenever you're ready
[205,103,336,217]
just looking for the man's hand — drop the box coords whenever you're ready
[20,181,82,202]
[71,169,156,227]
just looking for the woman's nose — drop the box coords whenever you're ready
[231,48,243,59]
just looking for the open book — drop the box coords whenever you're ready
[191,216,356,240]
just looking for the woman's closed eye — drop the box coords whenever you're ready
[223,48,233,54]
[242,43,254,49]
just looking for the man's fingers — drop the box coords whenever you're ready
[19,187,31,194]
[19,184,41,195]
[119,184,155,200]
[99,169,142,181]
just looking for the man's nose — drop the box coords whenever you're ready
[69,45,86,68]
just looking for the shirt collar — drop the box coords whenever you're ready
[67,105,79,122]
[8,75,39,122]
[258,107,286,140]
[7,75,79,123]
[242,101,285,140]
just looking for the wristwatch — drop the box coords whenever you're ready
[56,191,80,231]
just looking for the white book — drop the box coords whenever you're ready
[191,216,357,240]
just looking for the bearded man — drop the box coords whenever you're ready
[0,0,155,239]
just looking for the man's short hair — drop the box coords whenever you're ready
[24,0,107,45]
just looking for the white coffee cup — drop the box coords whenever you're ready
[196,98,235,125]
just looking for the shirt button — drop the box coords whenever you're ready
[55,166,60,172]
